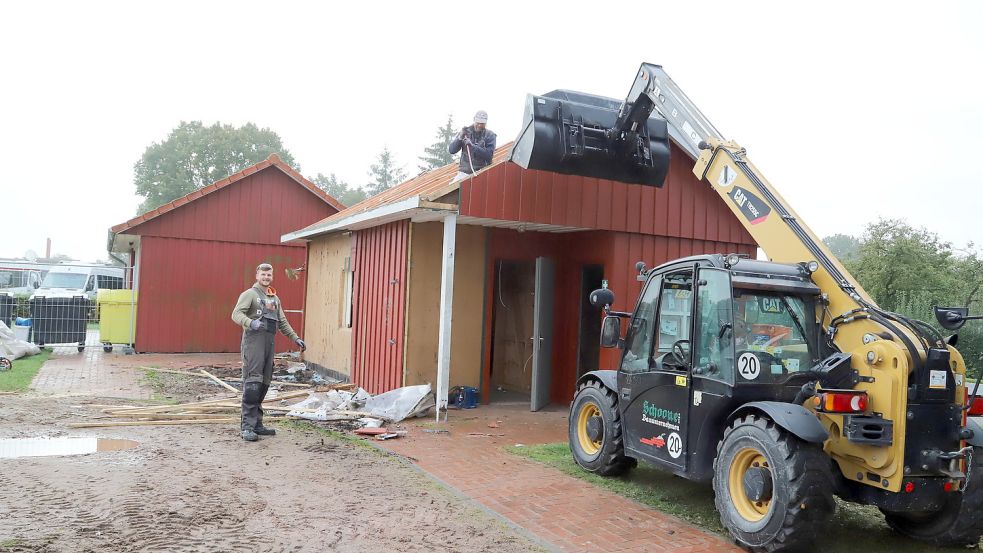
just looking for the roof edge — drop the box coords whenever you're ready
[281,196,423,242]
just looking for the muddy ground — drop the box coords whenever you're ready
[0,383,544,552]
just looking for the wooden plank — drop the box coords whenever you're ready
[67,419,237,428]
[200,369,240,393]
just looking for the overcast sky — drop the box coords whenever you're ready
[2,1,980,262]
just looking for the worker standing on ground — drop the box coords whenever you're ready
[449,110,497,182]
[231,263,306,442]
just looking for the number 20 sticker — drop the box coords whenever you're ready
[667,432,683,459]
[739,352,761,380]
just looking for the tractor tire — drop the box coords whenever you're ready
[881,446,983,547]
[568,380,632,476]
[713,413,835,552]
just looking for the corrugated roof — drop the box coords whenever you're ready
[287,143,512,239]
[111,154,345,234]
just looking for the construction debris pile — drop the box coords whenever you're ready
[78,366,434,441]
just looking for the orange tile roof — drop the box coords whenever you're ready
[288,143,513,238]
[111,154,345,234]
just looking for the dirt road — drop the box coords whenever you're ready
[0,394,544,553]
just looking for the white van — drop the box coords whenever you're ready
[0,266,43,296]
[32,265,126,302]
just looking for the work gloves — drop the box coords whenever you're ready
[249,319,264,330]
[295,338,306,352]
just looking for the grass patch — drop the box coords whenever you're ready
[139,369,180,404]
[0,538,23,548]
[0,348,52,392]
[509,443,960,553]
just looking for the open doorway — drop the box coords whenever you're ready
[577,264,604,378]
[489,260,535,404]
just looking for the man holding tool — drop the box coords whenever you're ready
[448,110,496,182]
[231,262,306,442]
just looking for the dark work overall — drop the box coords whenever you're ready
[240,294,279,431]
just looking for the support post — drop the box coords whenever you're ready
[435,214,457,421]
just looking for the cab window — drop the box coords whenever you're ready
[621,276,662,374]
[694,268,735,383]
[733,289,819,379]
[655,270,693,370]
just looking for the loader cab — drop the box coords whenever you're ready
[612,254,824,479]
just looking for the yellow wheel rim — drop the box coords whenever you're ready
[576,402,602,456]
[729,447,773,522]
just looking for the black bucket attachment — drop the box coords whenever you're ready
[510,89,671,187]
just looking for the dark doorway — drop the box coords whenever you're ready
[577,264,605,379]
[489,259,535,404]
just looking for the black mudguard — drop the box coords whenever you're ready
[730,401,829,444]
[967,417,983,447]
[576,370,619,395]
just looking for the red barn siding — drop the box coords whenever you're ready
[136,236,307,353]
[127,166,333,246]
[459,148,755,247]
[351,221,409,394]
[127,166,338,352]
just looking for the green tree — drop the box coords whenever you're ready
[311,173,368,207]
[823,233,861,262]
[418,114,457,172]
[849,219,955,310]
[366,147,406,197]
[846,219,983,376]
[134,121,297,213]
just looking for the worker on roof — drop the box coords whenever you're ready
[231,262,306,442]
[449,110,497,182]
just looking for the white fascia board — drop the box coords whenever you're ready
[280,196,421,242]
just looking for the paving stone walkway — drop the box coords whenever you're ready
[30,345,239,400]
[378,404,740,553]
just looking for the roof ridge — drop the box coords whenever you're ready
[111,155,344,234]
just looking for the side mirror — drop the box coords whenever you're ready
[589,288,615,310]
[600,315,622,348]
[934,306,983,331]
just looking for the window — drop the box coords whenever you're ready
[621,276,661,373]
[655,271,694,356]
[343,269,354,329]
[694,268,735,383]
[41,273,87,289]
[732,289,819,378]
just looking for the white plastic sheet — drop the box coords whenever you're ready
[284,384,434,423]
[0,321,40,360]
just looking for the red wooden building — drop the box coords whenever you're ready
[285,142,757,409]
[109,154,343,353]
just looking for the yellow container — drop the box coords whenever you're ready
[97,289,138,346]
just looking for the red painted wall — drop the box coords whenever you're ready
[136,236,307,352]
[459,148,754,246]
[351,221,409,394]
[130,167,338,352]
[127,166,335,246]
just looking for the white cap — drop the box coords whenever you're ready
[474,110,488,124]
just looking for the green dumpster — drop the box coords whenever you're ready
[98,289,137,352]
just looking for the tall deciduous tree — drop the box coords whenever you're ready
[134,121,297,213]
[846,218,983,375]
[311,173,368,207]
[418,114,457,172]
[366,147,406,197]
[822,233,861,262]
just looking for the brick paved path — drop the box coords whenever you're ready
[30,346,239,400]
[379,404,740,553]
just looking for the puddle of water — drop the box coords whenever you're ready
[0,437,139,459]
